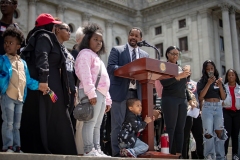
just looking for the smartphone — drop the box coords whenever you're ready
[208,71,214,78]
[184,65,191,72]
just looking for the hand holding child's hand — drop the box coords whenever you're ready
[144,115,152,124]
[39,83,49,95]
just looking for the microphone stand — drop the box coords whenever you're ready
[139,40,161,60]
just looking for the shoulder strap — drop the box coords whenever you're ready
[79,62,102,101]
[77,61,102,90]
[94,62,102,88]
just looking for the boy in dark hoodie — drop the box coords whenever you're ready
[118,98,154,158]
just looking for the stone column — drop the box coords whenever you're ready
[57,5,65,21]
[229,6,240,73]
[190,12,201,80]
[213,14,222,75]
[165,20,173,46]
[82,13,92,26]
[220,3,234,69]
[199,9,214,61]
[105,20,114,64]
[28,0,37,32]
[142,26,152,58]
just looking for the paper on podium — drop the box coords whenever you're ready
[187,107,200,118]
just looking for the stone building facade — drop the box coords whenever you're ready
[6,0,240,80]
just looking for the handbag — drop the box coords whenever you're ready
[73,63,102,121]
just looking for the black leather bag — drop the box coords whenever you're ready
[73,63,102,121]
[73,97,94,121]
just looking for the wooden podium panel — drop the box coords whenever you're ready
[114,57,178,82]
[114,58,178,158]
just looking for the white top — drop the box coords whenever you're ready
[127,43,139,89]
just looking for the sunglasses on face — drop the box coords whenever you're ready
[60,28,71,33]
[168,52,179,57]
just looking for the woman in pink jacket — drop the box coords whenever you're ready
[75,23,111,157]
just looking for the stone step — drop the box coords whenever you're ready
[0,147,234,160]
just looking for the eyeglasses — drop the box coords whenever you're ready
[168,52,179,57]
[60,28,71,33]
[0,0,15,5]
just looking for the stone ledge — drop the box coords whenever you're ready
[0,153,179,160]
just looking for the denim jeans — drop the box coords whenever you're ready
[79,89,106,153]
[1,94,23,150]
[119,138,148,156]
[202,102,227,160]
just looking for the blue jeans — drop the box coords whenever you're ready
[202,102,227,160]
[79,89,106,153]
[1,94,23,150]
[119,138,149,156]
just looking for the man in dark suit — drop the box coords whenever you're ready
[107,27,149,157]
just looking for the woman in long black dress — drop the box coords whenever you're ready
[20,13,77,155]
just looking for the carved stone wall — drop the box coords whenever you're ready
[6,0,240,80]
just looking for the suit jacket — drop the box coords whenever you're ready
[107,44,149,102]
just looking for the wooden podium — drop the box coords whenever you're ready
[114,57,179,158]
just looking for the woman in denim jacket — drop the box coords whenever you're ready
[222,69,240,160]
[197,60,227,160]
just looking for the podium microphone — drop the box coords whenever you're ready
[137,40,160,60]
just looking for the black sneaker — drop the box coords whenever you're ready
[233,154,239,160]
[15,146,23,153]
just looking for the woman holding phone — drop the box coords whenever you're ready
[197,60,227,160]
[160,46,195,157]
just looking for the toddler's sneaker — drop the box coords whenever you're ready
[121,148,136,158]
[97,149,111,157]
[83,148,103,157]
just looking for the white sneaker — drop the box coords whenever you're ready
[205,155,213,160]
[83,148,103,157]
[97,149,111,157]
[6,149,14,153]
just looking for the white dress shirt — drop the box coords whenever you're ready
[127,43,139,90]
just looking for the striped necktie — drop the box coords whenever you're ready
[132,48,136,61]
[131,48,136,85]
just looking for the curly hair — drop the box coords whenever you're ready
[126,98,140,108]
[78,23,106,55]
[2,26,25,45]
